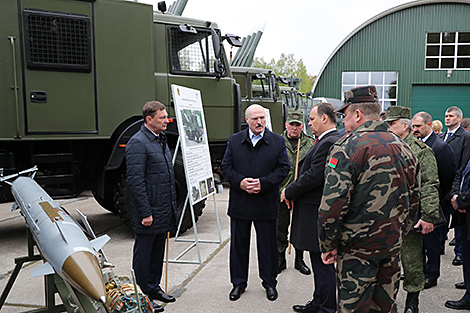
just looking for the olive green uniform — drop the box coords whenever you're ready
[401,132,440,292]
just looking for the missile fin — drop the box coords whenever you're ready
[90,235,110,251]
[31,262,55,277]
[11,202,19,211]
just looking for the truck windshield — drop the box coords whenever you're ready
[251,76,273,98]
[169,26,226,76]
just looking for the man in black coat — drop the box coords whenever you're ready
[125,101,177,311]
[221,104,290,302]
[412,111,455,289]
[439,106,470,266]
[281,103,340,313]
[445,152,470,310]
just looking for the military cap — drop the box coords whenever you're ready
[384,105,411,122]
[336,85,379,113]
[287,109,304,124]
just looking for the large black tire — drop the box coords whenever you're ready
[113,156,205,235]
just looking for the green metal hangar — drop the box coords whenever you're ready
[312,0,470,122]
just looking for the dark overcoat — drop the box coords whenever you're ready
[426,131,456,199]
[285,130,340,252]
[125,125,177,235]
[221,128,290,221]
[439,126,470,169]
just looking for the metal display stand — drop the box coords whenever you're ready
[0,230,66,313]
[168,138,222,264]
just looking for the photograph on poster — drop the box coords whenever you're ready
[172,84,215,206]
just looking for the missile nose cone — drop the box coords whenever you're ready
[62,251,106,302]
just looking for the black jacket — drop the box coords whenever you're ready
[221,128,290,221]
[285,130,340,252]
[125,125,176,235]
[426,131,455,199]
[439,126,470,169]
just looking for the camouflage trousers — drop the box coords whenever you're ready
[337,250,400,312]
[276,201,291,253]
[401,231,425,292]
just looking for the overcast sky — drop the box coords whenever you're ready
[137,0,414,76]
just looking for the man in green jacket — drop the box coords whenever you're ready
[386,105,440,313]
[277,109,314,275]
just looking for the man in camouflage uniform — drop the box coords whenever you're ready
[386,106,440,313]
[318,86,420,313]
[277,109,314,275]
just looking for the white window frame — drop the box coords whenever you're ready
[425,31,470,70]
[341,71,398,112]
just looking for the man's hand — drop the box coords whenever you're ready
[240,178,261,194]
[280,188,293,209]
[321,249,338,265]
[414,219,434,234]
[142,215,153,227]
[451,194,466,213]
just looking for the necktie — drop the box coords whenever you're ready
[445,132,453,142]
[313,138,319,147]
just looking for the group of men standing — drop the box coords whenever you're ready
[124,87,470,312]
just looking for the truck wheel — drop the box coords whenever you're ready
[113,170,131,226]
[173,152,205,236]
[113,157,205,235]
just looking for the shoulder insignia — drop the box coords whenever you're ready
[328,156,339,168]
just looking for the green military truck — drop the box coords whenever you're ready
[231,67,286,134]
[0,0,242,232]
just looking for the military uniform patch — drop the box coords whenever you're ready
[328,157,338,168]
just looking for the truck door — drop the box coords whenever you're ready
[20,0,96,134]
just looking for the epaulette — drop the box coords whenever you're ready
[414,139,428,149]
[335,132,353,146]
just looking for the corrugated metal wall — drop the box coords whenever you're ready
[313,2,470,108]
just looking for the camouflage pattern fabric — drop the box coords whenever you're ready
[401,132,439,293]
[277,130,314,253]
[318,120,420,312]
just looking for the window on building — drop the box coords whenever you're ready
[425,31,470,70]
[341,71,398,111]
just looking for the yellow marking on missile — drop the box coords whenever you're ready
[39,201,63,223]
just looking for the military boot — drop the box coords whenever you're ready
[404,291,419,313]
[294,248,311,275]
[278,251,286,274]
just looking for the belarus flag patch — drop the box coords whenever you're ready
[328,157,338,168]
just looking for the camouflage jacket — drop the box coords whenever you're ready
[279,130,314,192]
[404,132,439,224]
[318,121,420,258]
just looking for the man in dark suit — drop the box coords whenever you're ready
[445,152,470,310]
[280,103,339,313]
[221,104,290,302]
[439,106,470,266]
[412,111,455,289]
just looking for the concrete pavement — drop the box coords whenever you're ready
[0,187,468,312]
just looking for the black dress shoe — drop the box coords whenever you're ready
[450,238,457,246]
[149,290,176,303]
[456,282,466,289]
[266,286,278,301]
[445,299,470,310]
[294,258,311,275]
[150,300,165,312]
[424,278,437,289]
[229,286,245,301]
[453,255,464,266]
[293,301,319,313]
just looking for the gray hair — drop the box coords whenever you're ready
[245,104,265,119]
[446,106,463,117]
[399,118,412,132]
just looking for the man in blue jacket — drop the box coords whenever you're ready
[125,101,177,312]
[221,104,290,302]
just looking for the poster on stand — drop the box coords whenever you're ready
[171,84,215,206]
